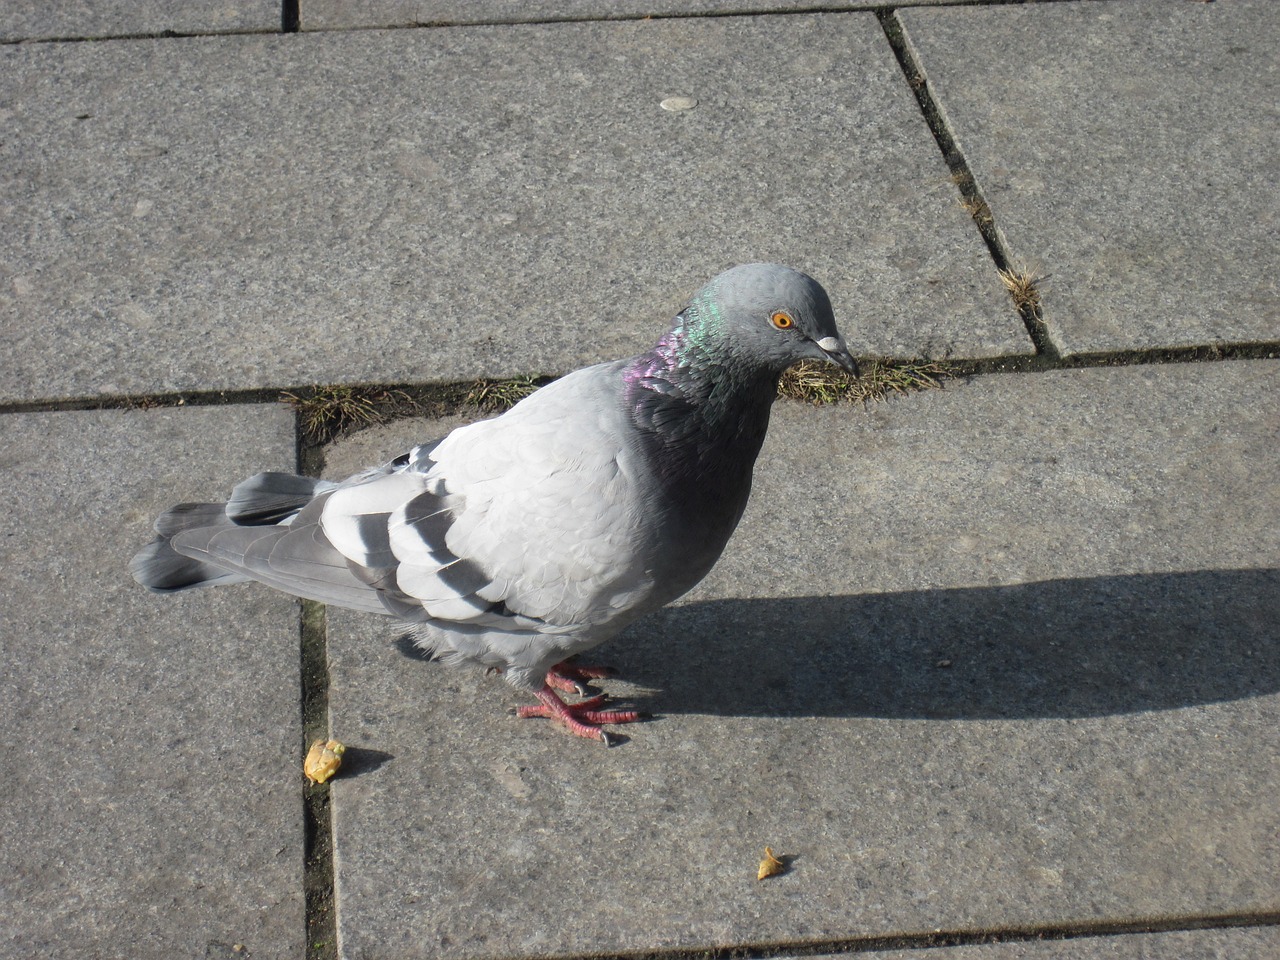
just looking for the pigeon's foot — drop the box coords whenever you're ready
[545,659,619,696]
[517,683,647,745]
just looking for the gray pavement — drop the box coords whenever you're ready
[299,0,973,32]
[901,0,1280,357]
[321,363,1278,959]
[838,925,1280,960]
[0,2,279,43]
[0,13,1018,404]
[0,406,303,957]
[1,1,1277,959]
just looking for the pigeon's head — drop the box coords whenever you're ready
[699,263,859,378]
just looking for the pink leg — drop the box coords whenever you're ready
[516,683,647,745]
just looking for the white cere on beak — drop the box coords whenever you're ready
[816,336,845,352]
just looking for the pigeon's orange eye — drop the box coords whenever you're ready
[771,311,794,330]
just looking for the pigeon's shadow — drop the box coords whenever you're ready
[393,633,435,662]
[613,569,1279,720]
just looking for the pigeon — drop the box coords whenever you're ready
[131,263,858,744]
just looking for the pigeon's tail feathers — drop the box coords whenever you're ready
[162,511,391,613]
[226,472,339,525]
[132,472,339,593]
[152,501,233,538]
[131,528,254,592]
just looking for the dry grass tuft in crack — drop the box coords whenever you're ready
[778,358,950,406]
[283,377,548,444]
[285,363,946,445]
[951,172,994,228]
[961,195,994,227]
[283,386,421,442]
[463,375,541,411]
[998,266,1048,314]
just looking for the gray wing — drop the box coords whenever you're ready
[134,362,659,636]
[321,361,658,632]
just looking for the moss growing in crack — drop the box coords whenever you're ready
[778,358,950,406]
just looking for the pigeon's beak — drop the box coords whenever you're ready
[816,336,860,378]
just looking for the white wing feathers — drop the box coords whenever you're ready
[319,363,655,633]
[321,471,424,569]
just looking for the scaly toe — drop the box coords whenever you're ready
[517,683,646,742]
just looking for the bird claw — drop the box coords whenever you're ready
[517,682,646,743]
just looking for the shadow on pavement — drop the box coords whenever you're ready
[618,568,1279,720]
[340,746,396,777]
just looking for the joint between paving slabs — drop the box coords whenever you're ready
[526,911,1280,960]
[0,0,299,43]
[3,338,1278,437]
[877,8,1061,362]
[298,412,338,959]
[300,598,337,959]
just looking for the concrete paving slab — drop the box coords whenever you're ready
[320,359,1279,958]
[0,15,1023,405]
[0,1,279,43]
[899,0,1280,357]
[846,925,1280,960]
[0,405,303,958]
[301,0,985,31]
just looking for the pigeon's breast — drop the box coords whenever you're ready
[624,382,775,606]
